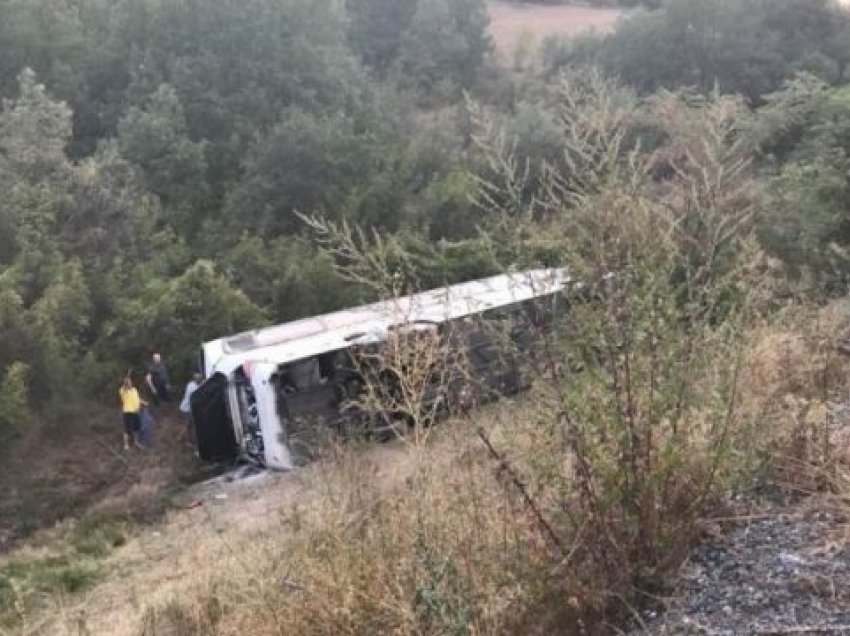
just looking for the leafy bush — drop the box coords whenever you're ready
[105,260,266,382]
[0,362,29,443]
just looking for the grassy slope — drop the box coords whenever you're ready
[5,401,542,634]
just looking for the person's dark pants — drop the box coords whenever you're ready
[150,382,171,406]
[139,410,154,448]
[122,412,141,434]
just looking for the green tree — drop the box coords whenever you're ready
[601,0,850,101]
[753,80,850,285]
[398,0,490,99]
[224,236,360,322]
[0,276,29,395]
[107,260,266,380]
[346,0,419,70]
[60,143,160,272]
[225,108,377,236]
[0,68,72,180]
[117,84,208,234]
[144,0,367,193]
[0,361,29,443]
[0,69,73,265]
[27,260,93,398]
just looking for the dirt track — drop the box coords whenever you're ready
[489,2,623,59]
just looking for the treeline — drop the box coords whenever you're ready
[1,0,850,440]
[543,0,850,100]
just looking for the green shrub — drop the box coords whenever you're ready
[71,515,128,558]
[0,361,29,442]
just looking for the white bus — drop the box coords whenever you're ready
[190,268,568,470]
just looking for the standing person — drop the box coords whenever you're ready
[179,372,202,447]
[146,352,172,406]
[139,405,155,449]
[119,374,147,451]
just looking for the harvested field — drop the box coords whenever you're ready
[489,2,623,60]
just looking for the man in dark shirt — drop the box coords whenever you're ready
[146,352,172,406]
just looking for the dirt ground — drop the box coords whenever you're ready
[21,439,420,635]
[488,2,623,60]
[4,398,517,634]
[0,404,206,551]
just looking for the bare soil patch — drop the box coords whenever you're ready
[489,2,623,59]
[0,405,206,551]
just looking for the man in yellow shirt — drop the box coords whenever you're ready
[120,375,147,451]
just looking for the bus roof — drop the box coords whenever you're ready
[202,268,568,377]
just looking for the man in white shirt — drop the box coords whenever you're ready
[180,372,202,448]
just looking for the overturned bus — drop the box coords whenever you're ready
[190,268,568,470]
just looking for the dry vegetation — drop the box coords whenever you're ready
[741,301,850,494]
[488,2,622,60]
[5,301,849,635]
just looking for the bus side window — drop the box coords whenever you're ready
[280,365,297,393]
[318,353,338,382]
[292,358,321,390]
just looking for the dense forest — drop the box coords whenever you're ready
[0,0,849,442]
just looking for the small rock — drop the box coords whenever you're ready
[779,552,805,566]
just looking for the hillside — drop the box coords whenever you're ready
[5,302,850,633]
[3,405,507,634]
[0,407,210,552]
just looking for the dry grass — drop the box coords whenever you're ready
[129,303,850,635]
[22,403,563,635]
[488,2,622,61]
[739,300,850,494]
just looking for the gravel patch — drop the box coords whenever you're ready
[638,508,850,635]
